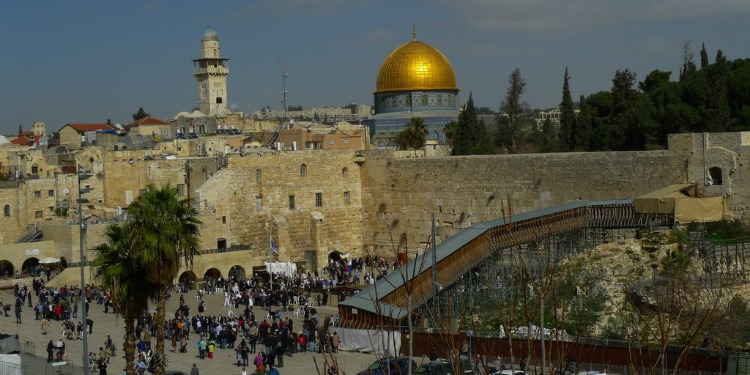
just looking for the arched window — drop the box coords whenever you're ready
[300,164,307,177]
[31,163,38,175]
[113,145,119,151]
[709,167,723,186]
[3,204,10,217]
[342,167,348,178]
[256,169,262,183]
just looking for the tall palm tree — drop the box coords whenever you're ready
[93,224,156,375]
[395,117,429,154]
[126,184,200,375]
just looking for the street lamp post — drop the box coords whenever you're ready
[77,166,92,375]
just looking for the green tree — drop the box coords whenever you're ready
[93,224,157,375]
[132,107,150,121]
[475,106,494,115]
[585,91,614,151]
[496,68,529,154]
[449,93,492,155]
[706,50,731,132]
[394,117,428,153]
[559,67,576,151]
[126,185,201,375]
[609,69,641,150]
[700,42,709,70]
[573,95,593,151]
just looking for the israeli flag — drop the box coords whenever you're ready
[270,235,279,254]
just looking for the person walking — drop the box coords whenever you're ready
[14,300,22,324]
[46,340,54,362]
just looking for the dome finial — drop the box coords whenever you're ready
[412,24,416,41]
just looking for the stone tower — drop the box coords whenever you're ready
[32,121,45,137]
[193,27,229,114]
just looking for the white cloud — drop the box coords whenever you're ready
[441,0,750,36]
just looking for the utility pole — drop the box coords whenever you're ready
[78,165,93,375]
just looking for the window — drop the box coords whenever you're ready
[315,192,323,207]
[48,190,54,197]
[222,216,227,224]
[344,191,350,205]
[31,163,39,174]
[342,167,348,178]
[300,164,307,177]
[255,195,263,210]
[344,139,350,144]
[289,195,295,210]
[3,204,10,217]
[177,184,186,196]
[34,191,41,198]
[708,167,723,186]
[35,211,43,219]
[256,169,262,183]
[329,139,334,145]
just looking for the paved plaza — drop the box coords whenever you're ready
[0,287,390,375]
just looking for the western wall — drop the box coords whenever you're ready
[4,132,750,281]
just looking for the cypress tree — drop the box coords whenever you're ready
[559,67,576,151]
[452,93,492,155]
[700,42,709,70]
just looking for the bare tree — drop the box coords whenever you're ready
[496,68,530,154]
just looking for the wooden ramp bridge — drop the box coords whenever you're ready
[338,199,674,330]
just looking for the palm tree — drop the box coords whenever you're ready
[394,117,429,154]
[93,224,156,375]
[127,184,201,375]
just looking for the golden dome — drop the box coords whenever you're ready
[375,40,457,93]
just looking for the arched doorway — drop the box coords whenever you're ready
[228,265,246,281]
[60,257,68,269]
[0,260,14,279]
[179,271,198,291]
[217,238,227,253]
[203,268,221,280]
[22,257,39,277]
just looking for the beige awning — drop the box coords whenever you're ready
[675,196,724,223]
[635,184,696,214]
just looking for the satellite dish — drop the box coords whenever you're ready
[63,188,70,195]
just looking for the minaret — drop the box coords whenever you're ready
[193,27,229,114]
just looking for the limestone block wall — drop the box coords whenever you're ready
[41,220,109,264]
[676,132,750,221]
[195,149,364,268]
[360,149,689,256]
[0,240,56,275]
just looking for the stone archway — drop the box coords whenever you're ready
[21,257,39,277]
[228,265,246,281]
[203,268,221,281]
[0,260,14,279]
[179,270,198,290]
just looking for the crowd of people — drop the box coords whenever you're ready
[5,253,407,374]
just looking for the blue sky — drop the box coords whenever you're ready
[2,0,750,136]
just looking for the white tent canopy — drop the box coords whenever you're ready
[38,257,61,264]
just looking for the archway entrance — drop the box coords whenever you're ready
[228,265,245,281]
[0,260,14,279]
[179,271,198,290]
[204,268,221,280]
[22,257,39,277]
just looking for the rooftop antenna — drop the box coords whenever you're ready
[413,23,416,41]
